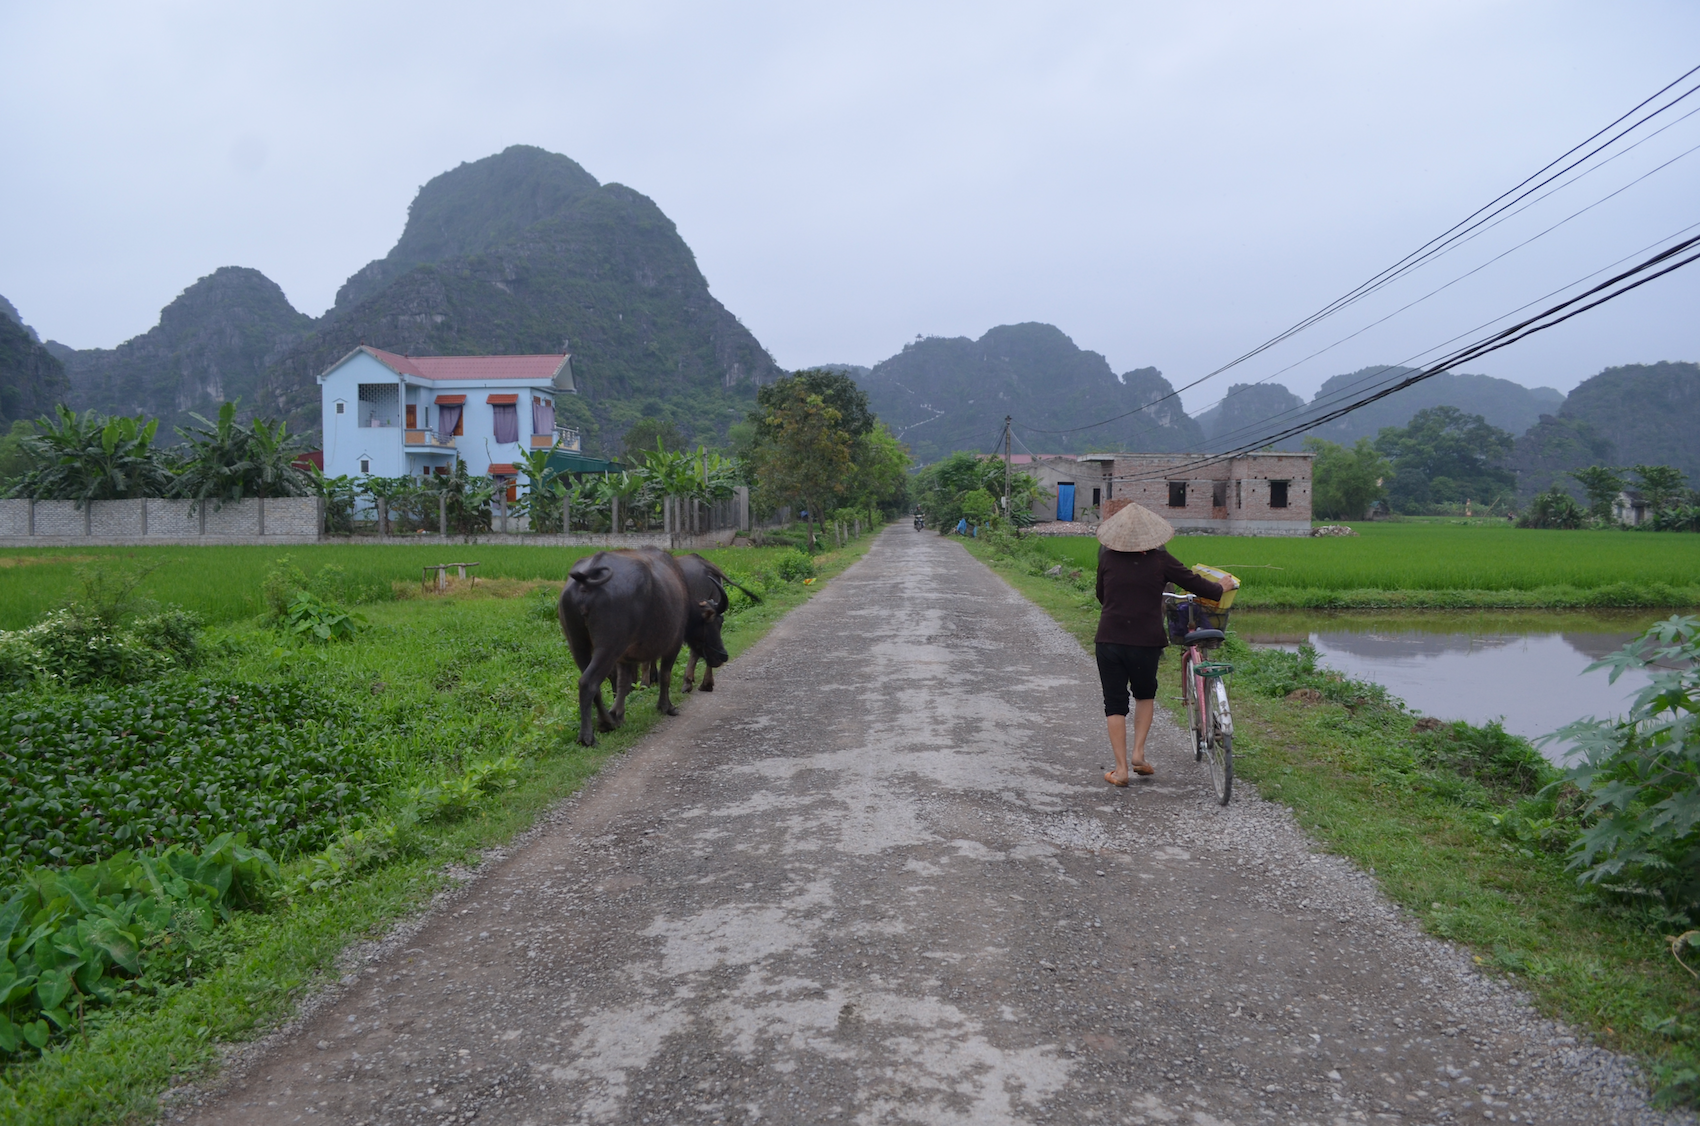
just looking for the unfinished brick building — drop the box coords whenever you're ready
[1011,451,1314,535]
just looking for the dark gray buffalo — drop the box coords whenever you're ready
[559,548,706,746]
[673,553,761,694]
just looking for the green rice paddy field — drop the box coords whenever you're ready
[0,544,787,629]
[1034,522,1700,605]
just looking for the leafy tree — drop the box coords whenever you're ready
[959,489,997,526]
[1632,464,1688,518]
[1568,465,1626,522]
[912,451,1042,530]
[756,369,875,441]
[1516,485,1586,529]
[1304,437,1389,520]
[1373,406,1516,513]
[5,406,170,504]
[846,424,912,517]
[173,401,311,510]
[750,379,854,548]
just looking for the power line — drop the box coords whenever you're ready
[1184,216,1700,458]
[1016,62,1700,439]
[1104,229,1700,485]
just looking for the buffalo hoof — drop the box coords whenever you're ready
[664,705,681,716]
[699,682,714,692]
[578,731,597,747]
[597,717,616,733]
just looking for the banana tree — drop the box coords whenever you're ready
[6,406,171,505]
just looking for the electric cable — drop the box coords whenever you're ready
[1015,62,1700,438]
[1104,229,1700,484]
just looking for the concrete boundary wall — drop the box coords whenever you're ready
[0,497,324,546]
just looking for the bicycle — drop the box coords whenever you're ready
[1163,591,1234,805]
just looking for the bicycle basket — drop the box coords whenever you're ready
[1165,600,1194,645]
[1198,605,1231,634]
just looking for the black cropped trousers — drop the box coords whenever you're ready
[1094,642,1164,716]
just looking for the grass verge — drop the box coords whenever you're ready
[0,532,880,1125]
[962,531,1700,1107]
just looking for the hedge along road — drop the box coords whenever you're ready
[171,527,1685,1126]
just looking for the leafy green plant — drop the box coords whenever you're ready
[3,406,171,505]
[0,608,207,691]
[172,401,311,512]
[774,549,816,582]
[283,591,367,643]
[1518,485,1587,529]
[1549,616,1700,920]
[406,755,521,824]
[0,682,374,871]
[0,833,277,1057]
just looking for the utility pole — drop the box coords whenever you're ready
[1003,416,1013,518]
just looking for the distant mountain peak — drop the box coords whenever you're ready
[334,145,603,311]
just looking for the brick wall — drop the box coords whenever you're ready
[1104,452,1314,536]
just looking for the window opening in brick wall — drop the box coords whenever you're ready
[1235,479,1242,508]
[1270,480,1289,508]
[1091,487,1101,507]
[1167,481,1187,508]
[1211,481,1227,508]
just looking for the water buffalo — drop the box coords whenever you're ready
[559,548,707,746]
[674,554,762,694]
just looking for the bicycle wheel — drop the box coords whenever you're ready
[1206,677,1233,805]
[1181,653,1204,761]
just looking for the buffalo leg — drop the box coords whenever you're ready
[576,649,621,746]
[700,662,715,692]
[611,662,634,726]
[656,648,682,716]
[682,648,699,694]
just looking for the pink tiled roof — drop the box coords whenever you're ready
[363,347,567,383]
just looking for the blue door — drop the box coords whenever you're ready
[1057,482,1075,522]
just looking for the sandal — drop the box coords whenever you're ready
[1103,771,1129,787]
[1130,762,1155,776]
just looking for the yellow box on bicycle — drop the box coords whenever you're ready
[1191,564,1238,610]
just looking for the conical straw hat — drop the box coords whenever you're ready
[1096,502,1175,553]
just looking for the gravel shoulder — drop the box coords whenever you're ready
[170,526,1692,1126]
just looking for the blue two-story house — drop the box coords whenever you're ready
[317,347,578,492]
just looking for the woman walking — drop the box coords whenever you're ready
[1094,502,1236,786]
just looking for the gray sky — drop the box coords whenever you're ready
[4,1,1698,415]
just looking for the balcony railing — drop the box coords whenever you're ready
[405,430,457,449]
[553,427,582,451]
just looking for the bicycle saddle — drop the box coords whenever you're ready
[1184,628,1225,644]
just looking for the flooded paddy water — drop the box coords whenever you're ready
[1232,609,1674,760]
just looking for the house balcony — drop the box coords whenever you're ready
[405,430,457,449]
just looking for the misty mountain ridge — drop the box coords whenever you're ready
[0,293,71,427]
[848,323,1203,464]
[34,145,778,454]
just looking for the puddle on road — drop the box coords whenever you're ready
[1234,610,1678,759]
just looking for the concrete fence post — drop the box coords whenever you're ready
[563,493,572,535]
[258,496,266,536]
[27,499,35,536]
[611,496,619,535]
[439,494,448,537]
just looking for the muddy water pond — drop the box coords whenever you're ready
[1232,610,1675,760]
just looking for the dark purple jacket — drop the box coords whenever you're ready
[1094,546,1224,647]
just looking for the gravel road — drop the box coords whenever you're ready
[172,527,1691,1126]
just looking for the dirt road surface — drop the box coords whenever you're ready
[172,527,1685,1126]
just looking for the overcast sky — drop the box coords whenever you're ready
[4,1,1698,414]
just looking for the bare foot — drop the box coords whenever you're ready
[1104,771,1129,787]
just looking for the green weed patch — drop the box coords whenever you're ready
[0,683,374,872]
